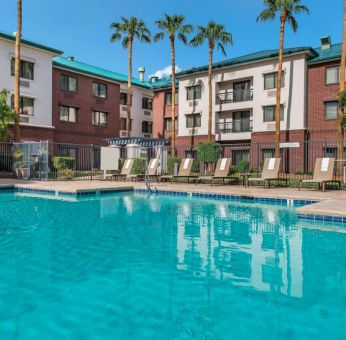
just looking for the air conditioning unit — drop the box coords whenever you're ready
[188,128,198,135]
[20,80,30,88]
[120,131,128,137]
[143,133,152,138]
[20,116,30,123]
[189,100,198,107]
[266,123,275,131]
[144,110,151,116]
[121,106,127,111]
[267,90,276,97]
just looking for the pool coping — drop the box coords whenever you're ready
[1,183,345,225]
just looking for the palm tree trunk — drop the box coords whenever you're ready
[127,36,133,137]
[274,12,286,158]
[208,43,214,142]
[170,35,176,157]
[14,0,22,142]
[337,0,346,176]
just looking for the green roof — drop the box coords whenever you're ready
[150,77,176,90]
[0,30,62,55]
[177,46,316,77]
[308,43,342,64]
[53,56,151,88]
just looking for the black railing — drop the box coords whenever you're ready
[217,89,253,103]
[216,120,253,134]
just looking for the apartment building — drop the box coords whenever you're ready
[0,31,62,141]
[175,47,314,149]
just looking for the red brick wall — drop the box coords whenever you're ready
[8,125,55,142]
[307,61,343,141]
[52,67,120,146]
[152,88,178,142]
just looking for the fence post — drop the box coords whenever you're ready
[90,144,94,181]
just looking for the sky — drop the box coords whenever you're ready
[1,0,344,80]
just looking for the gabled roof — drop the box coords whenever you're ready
[53,56,151,88]
[308,43,342,64]
[0,30,62,55]
[177,46,316,77]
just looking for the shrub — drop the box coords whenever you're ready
[57,169,74,180]
[167,157,180,175]
[130,157,146,175]
[235,160,249,174]
[52,157,75,170]
[192,159,200,173]
[197,142,221,164]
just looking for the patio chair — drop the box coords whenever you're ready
[246,158,287,188]
[112,159,134,181]
[134,158,161,182]
[299,158,341,192]
[160,158,197,183]
[196,158,238,185]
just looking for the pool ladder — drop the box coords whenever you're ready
[144,161,157,194]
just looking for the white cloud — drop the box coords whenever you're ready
[150,65,182,79]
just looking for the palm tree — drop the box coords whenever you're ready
[257,0,309,157]
[154,14,193,154]
[110,17,151,137]
[190,22,233,141]
[338,0,346,171]
[14,0,22,141]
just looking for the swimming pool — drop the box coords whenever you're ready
[0,191,345,339]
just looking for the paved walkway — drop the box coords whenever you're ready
[1,179,346,217]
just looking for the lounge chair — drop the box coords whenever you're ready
[135,158,161,182]
[112,159,134,181]
[160,158,197,183]
[299,158,341,192]
[196,158,238,185]
[246,158,287,188]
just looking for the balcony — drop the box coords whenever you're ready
[216,120,253,134]
[217,89,253,104]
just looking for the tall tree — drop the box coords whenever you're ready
[338,0,346,168]
[0,90,15,142]
[154,14,193,154]
[257,0,309,157]
[14,0,22,141]
[190,22,233,141]
[110,17,151,137]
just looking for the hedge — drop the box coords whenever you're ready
[197,142,221,164]
[167,157,180,175]
[52,157,75,170]
[130,158,146,175]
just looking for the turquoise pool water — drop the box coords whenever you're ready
[0,192,345,339]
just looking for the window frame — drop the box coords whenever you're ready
[186,85,202,101]
[325,66,340,85]
[324,101,339,120]
[263,105,285,122]
[120,117,132,131]
[92,82,107,99]
[11,95,35,116]
[11,58,35,80]
[142,97,153,110]
[59,105,78,123]
[263,72,285,90]
[186,113,201,128]
[92,110,108,127]
[60,74,78,93]
[142,120,153,134]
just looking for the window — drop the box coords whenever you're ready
[142,121,153,133]
[93,83,107,98]
[233,111,251,132]
[324,147,346,158]
[92,110,108,126]
[232,150,249,166]
[186,85,202,100]
[11,95,34,116]
[120,117,132,130]
[60,105,77,123]
[324,101,339,120]
[142,97,153,110]
[264,72,284,90]
[165,92,179,105]
[186,114,201,128]
[164,118,178,131]
[60,75,77,92]
[262,148,275,160]
[120,92,132,105]
[11,58,34,80]
[263,105,284,122]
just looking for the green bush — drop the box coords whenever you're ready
[235,160,249,173]
[52,157,75,170]
[197,142,221,164]
[130,158,146,175]
[57,169,74,180]
[192,159,200,173]
[167,157,180,175]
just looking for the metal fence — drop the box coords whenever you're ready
[0,140,345,186]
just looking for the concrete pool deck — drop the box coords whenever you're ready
[1,178,346,218]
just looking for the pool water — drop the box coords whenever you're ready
[0,192,345,339]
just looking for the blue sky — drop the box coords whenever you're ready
[1,0,344,79]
